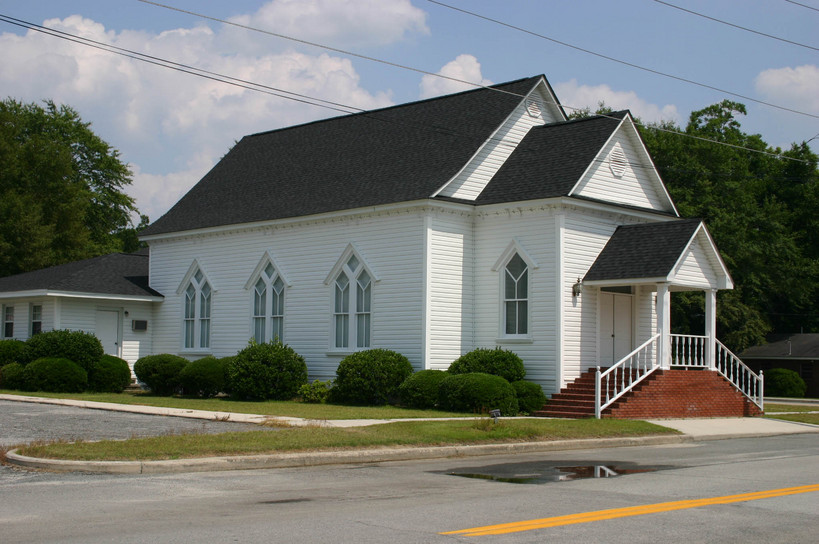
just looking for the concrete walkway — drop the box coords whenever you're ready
[2,393,817,474]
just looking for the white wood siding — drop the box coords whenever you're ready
[572,126,673,213]
[121,301,154,367]
[473,206,558,391]
[672,233,720,289]
[437,86,560,201]
[426,213,473,369]
[149,211,427,380]
[636,285,658,345]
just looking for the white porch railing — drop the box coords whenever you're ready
[715,339,764,410]
[595,334,660,418]
[670,334,708,367]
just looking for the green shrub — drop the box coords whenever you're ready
[178,356,229,398]
[0,362,26,390]
[298,380,333,404]
[133,354,188,395]
[511,380,547,414]
[398,369,448,409]
[330,349,414,405]
[23,357,87,393]
[25,329,104,372]
[448,347,526,383]
[227,341,308,401]
[88,355,132,393]
[764,368,807,398]
[0,339,29,367]
[438,372,519,416]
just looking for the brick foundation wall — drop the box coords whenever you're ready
[605,368,763,419]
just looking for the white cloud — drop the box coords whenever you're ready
[419,54,492,99]
[226,0,429,52]
[755,64,819,115]
[0,11,396,220]
[554,79,680,124]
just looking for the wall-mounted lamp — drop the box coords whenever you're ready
[572,278,582,297]
[124,310,129,317]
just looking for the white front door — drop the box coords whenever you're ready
[599,292,633,365]
[95,310,120,357]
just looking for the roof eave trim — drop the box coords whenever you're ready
[0,289,162,302]
[583,276,670,287]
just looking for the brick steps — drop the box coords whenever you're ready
[535,367,762,419]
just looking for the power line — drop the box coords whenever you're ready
[424,0,819,120]
[652,0,819,51]
[0,13,810,164]
[784,0,819,14]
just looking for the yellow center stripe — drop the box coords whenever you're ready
[441,483,819,537]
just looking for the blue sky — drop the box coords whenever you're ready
[1,0,817,221]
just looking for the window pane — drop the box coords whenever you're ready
[505,301,517,335]
[272,276,284,294]
[254,280,266,316]
[32,305,42,321]
[272,316,284,342]
[357,314,370,348]
[184,320,194,348]
[518,301,528,334]
[346,255,359,271]
[253,317,265,344]
[505,270,517,299]
[335,276,349,313]
[517,270,528,299]
[264,262,275,278]
[194,270,203,283]
[185,288,196,319]
[200,319,210,348]
[507,254,526,279]
[335,315,349,348]
[200,291,211,319]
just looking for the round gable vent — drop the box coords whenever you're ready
[609,143,628,178]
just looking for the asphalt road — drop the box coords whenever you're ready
[1,402,816,544]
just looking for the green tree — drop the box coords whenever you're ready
[0,98,141,277]
[640,101,819,351]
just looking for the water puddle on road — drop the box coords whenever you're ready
[440,461,670,484]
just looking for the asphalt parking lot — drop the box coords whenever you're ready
[0,399,268,448]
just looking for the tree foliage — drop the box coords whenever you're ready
[637,101,819,351]
[0,98,142,277]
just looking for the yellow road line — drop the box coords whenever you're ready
[441,483,819,537]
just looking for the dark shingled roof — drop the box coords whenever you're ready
[584,219,702,282]
[740,334,819,360]
[0,250,162,298]
[141,76,547,236]
[475,111,627,205]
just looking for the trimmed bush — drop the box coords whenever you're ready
[764,368,807,398]
[227,341,308,401]
[511,380,547,414]
[178,356,229,398]
[298,380,333,404]
[437,372,519,416]
[0,339,28,367]
[330,349,414,405]
[448,347,526,383]
[133,354,188,395]
[23,357,87,393]
[0,362,26,390]
[88,355,132,393]
[25,329,104,372]
[398,369,448,409]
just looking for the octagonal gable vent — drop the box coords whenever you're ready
[526,99,542,118]
[608,143,628,178]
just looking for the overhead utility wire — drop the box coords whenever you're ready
[784,0,819,13]
[652,0,819,51]
[425,0,819,120]
[0,14,808,164]
[0,14,360,115]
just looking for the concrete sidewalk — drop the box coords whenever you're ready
[2,393,817,475]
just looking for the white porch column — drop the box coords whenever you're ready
[704,288,717,370]
[656,283,671,369]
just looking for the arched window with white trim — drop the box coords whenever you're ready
[252,262,285,343]
[333,254,371,349]
[184,268,211,349]
[504,253,529,336]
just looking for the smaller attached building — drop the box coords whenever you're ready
[741,334,819,398]
[0,250,163,372]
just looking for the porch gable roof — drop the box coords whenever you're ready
[583,219,732,289]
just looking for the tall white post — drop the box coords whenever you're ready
[656,283,671,369]
[704,289,717,370]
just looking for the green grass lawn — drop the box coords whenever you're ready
[764,403,819,413]
[0,390,472,419]
[15,418,677,461]
[763,413,819,425]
